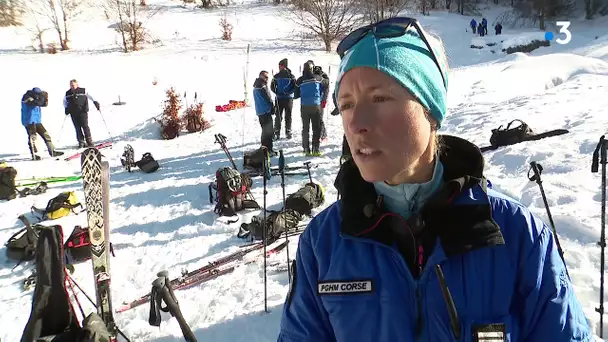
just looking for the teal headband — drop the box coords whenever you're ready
[334,30,448,128]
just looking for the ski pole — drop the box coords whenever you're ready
[304,161,313,184]
[150,271,197,342]
[279,150,291,285]
[57,115,67,145]
[527,161,565,263]
[592,135,607,338]
[98,109,113,140]
[66,275,131,342]
[262,147,269,313]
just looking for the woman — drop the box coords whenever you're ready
[277,18,592,341]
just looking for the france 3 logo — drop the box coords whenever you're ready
[544,21,572,45]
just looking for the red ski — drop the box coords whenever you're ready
[116,239,290,313]
[64,142,113,161]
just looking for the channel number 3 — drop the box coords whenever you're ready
[556,21,572,45]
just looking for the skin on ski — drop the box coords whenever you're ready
[116,239,289,313]
[17,175,82,187]
[81,148,117,336]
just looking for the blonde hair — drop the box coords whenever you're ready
[416,26,449,156]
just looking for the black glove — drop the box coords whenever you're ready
[65,108,70,115]
[93,101,100,111]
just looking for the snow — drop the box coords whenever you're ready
[1,0,608,340]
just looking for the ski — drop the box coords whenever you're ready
[66,141,112,161]
[244,169,308,178]
[81,148,117,339]
[117,238,290,313]
[479,129,569,153]
[17,175,82,187]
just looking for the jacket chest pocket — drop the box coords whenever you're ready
[318,280,418,341]
[461,315,514,342]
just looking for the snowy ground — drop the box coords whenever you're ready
[1,0,608,341]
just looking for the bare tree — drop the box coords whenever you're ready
[103,0,162,52]
[289,0,360,52]
[0,0,22,27]
[353,0,410,23]
[25,0,83,50]
[58,0,84,48]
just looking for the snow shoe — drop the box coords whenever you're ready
[121,144,135,172]
[51,151,64,157]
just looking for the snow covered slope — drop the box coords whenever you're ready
[1,0,608,340]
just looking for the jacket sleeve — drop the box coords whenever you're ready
[262,85,273,106]
[271,78,278,94]
[277,232,334,341]
[517,214,592,341]
[293,77,301,100]
[321,77,330,102]
[86,92,97,103]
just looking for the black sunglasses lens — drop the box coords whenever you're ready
[337,27,369,57]
[374,23,409,38]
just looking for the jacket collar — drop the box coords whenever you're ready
[335,135,504,257]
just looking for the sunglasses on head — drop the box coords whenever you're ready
[336,17,446,90]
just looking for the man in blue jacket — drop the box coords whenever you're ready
[294,61,329,156]
[253,70,276,153]
[271,58,296,140]
[21,88,63,160]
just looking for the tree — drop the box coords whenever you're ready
[0,0,22,27]
[289,0,360,52]
[103,0,162,52]
[23,0,83,50]
[353,0,410,23]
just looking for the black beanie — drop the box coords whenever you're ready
[279,58,288,67]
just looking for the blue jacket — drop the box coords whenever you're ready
[272,69,296,99]
[295,68,329,106]
[278,135,592,342]
[21,89,43,126]
[253,77,274,115]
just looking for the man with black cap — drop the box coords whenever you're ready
[63,79,100,148]
[21,87,63,160]
[294,61,329,156]
[309,60,329,141]
[270,58,296,140]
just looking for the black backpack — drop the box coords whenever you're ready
[21,224,113,342]
[489,119,534,148]
[135,152,160,173]
[243,147,269,173]
[0,165,18,200]
[6,215,44,265]
[237,209,302,241]
[209,167,259,217]
[285,182,325,216]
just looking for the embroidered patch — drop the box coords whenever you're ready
[317,279,374,295]
[472,323,506,342]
